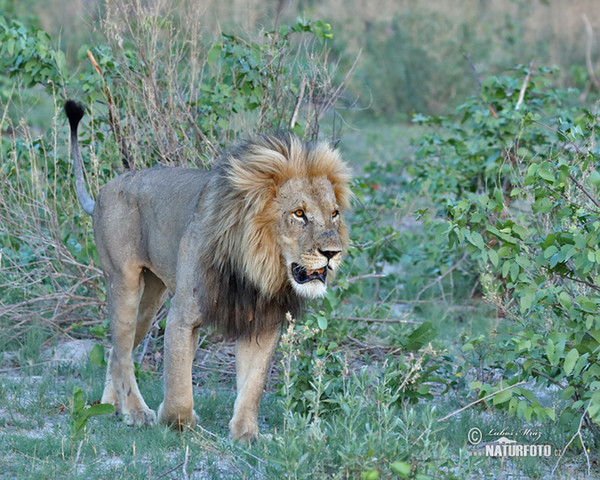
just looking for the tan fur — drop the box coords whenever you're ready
[65,101,351,441]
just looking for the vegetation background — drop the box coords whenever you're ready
[2,0,600,478]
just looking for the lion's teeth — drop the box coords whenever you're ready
[306,268,325,276]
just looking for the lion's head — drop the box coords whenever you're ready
[208,134,351,301]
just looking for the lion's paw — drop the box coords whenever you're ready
[157,402,197,431]
[122,407,157,427]
[229,417,259,443]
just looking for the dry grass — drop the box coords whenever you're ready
[0,105,105,344]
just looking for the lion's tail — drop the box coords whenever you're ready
[64,100,95,215]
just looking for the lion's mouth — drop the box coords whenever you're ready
[291,263,327,284]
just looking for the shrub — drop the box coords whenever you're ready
[413,64,600,443]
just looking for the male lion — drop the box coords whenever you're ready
[64,100,351,441]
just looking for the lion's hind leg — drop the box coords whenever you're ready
[102,266,160,427]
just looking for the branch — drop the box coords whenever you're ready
[437,380,527,422]
[87,50,133,170]
[551,399,592,478]
[463,54,482,92]
[345,273,387,284]
[551,269,600,293]
[345,316,422,325]
[515,60,534,111]
[182,445,190,480]
[289,77,306,129]
[317,49,362,121]
[415,250,468,302]
[531,118,600,210]
[569,172,600,209]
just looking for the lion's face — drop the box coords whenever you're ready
[274,177,346,299]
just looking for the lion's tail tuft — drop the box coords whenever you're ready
[65,100,95,215]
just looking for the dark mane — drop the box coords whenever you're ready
[199,264,303,339]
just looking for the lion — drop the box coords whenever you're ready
[64,100,351,441]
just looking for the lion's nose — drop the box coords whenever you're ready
[319,249,341,261]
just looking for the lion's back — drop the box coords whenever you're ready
[93,166,212,287]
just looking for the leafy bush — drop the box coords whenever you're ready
[413,64,600,441]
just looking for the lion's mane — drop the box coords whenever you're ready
[196,134,352,338]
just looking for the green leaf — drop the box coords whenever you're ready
[510,262,520,282]
[493,388,513,405]
[511,224,529,240]
[520,291,535,313]
[564,348,580,375]
[86,403,115,416]
[515,255,531,269]
[589,170,600,187]
[573,353,589,377]
[561,385,575,400]
[317,315,328,330]
[206,43,222,66]
[488,249,499,267]
[89,343,106,367]
[360,469,379,480]
[538,165,555,182]
[390,461,411,477]
[558,291,572,310]
[545,340,555,364]
[404,321,437,351]
[467,230,485,250]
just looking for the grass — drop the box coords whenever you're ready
[1,351,589,479]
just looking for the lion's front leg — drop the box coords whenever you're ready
[157,302,200,430]
[229,326,281,442]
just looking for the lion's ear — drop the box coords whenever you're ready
[306,144,353,211]
[226,149,282,206]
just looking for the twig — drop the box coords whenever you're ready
[582,14,600,90]
[182,445,190,480]
[551,399,592,478]
[138,326,156,364]
[350,233,397,250]
[289,77,306,129]
[345,273,387,284]
[463,54,482,92]
[437,380,527,422]
[531,368,566,387]
[415,250,468,302]
[318,50,362,122]
[158,460,186,479]
[86,49,133,170]
[531,118,600,210]
[569,173,600,210]
[515,60,534,111]
[345,316,421,325]
[550,269,600,293]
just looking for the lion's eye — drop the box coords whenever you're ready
[332,210,339,219]
[293,209,306,218]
